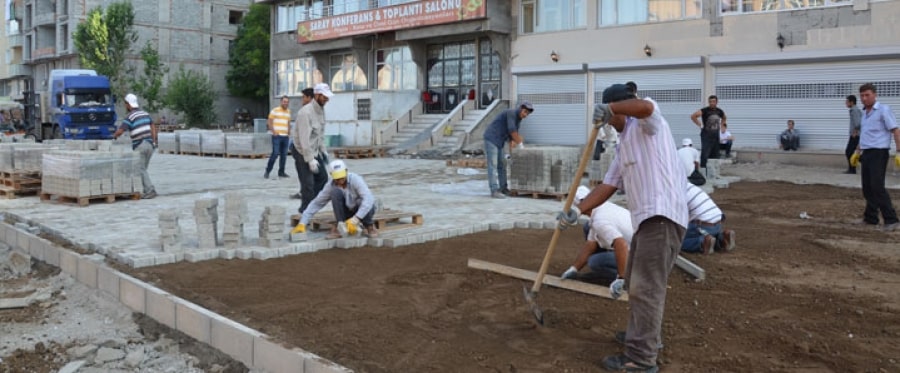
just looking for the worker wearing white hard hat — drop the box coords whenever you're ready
[291,160,378,239]
[560,185,633,282]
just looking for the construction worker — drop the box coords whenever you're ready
[682,183,736,254]
[482,101,533,199]
[291,160,378,239]
[561,186,632,283]
[295,83,333,214]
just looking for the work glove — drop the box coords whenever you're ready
[517,142,525,150]
[561,266,578,280]
[849,152,860,168]
[895,154,900,168]
[609,278,626,300]
[593,103,614,126]
[345,216,361,236]
[308,159,319,174]
[556,206,581,230]
[290,223,307,234]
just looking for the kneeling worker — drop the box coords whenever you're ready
[291,160,379,239]
[560,186,632,283]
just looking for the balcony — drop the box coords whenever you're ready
[34,12,55,27]
[32,46,56,60]
[8,64,33,77]
[8,34,23,48]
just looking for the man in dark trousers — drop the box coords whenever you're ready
[691,95,726,168]
[290,88,315,199]
[482,101,533,199]
[294,83,334,214]
[845,95,862,174]
[849,83,900,232]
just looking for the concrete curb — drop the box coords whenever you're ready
[0,221,352,373]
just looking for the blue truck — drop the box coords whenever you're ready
[24,69,118,141]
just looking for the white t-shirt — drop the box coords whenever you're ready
[677,146,700,175]
[587,202,633,249]
[720,130,732,144]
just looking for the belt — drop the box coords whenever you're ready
[692,220,720,227]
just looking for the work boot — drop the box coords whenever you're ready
[278,173,290,178]
[289,192,302,199]
[491,191,507,199]
[141,191,157,199]
[264,171,270,179]
[500,188,512,196]
[881,222,900,232]
[701,234,716,255]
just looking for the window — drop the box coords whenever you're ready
[720,0,849,14]
[376,47,417,91]
[276,2,309,33]
[275,57,323,97]
[600,0,702,26]
[521,0,587,34]
[330,53,368,92]
[229,10,243,24]
[332,0,371,16]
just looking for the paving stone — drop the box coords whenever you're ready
[235,249,254,260]
[514,221,530,229]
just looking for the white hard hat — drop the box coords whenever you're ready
[329,160,347,179]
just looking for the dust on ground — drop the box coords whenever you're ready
[129,181,900,372]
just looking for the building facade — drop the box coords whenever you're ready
[261,0,513,145]
[511,0,900,150]
[1,0,255,123]
[1,0,29,104]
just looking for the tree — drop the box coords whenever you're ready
[226,4,270,102]
[72,1,138,100]
[128,41,168,114]
[165,67,217,127]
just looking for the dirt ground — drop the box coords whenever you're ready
[129,181,900,373]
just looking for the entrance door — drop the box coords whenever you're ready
[479,38,502,109]
[426,41,476,113]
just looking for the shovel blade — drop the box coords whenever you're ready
[522,286,544,325]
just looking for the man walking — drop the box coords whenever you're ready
[482,101,533,199]
[290,88,315,199]
[691,95,726,168]
[294,83,334,214]
[113,93,157,199]
[845,95,862,174]
[850,83,900,231]
[265,96,292,179]
[560,83,687,372]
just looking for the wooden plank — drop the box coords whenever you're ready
[467,258,628,301]
[675,255,706,280]
[0,297,30,309]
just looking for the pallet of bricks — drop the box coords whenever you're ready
[446,158,486,169]
[176,130,226,157]
[40,146,142,206]
[225,133,271,159]
[0,143,60,199]
[507,146,582,200]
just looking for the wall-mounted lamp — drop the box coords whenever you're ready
[776,33,785,50]
[643,44,652,57]
[550,50,559,63]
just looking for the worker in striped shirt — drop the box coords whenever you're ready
[264,95,292,180]
[682,183,736,254]
[113,93,157,199]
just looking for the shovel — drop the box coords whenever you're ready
[523,122,602,325]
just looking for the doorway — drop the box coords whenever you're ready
[426,41,476,113]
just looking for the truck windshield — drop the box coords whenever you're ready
[65,92,112,107]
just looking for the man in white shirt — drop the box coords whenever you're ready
[561,186,633,282]
[682,183,736,254]
[677,138,700,177]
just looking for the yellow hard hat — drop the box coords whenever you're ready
[329,160,347,179]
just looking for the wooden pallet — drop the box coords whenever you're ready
[0,185,40,199]
[158,150,179,155]
[290,209,423,232]
[508,189,567,201]
[40,192,141,206]
[331,146,388,159]
[0,172,41,189]
[225,153,268,159]
[446,158,487,169]
[179,151,203,156]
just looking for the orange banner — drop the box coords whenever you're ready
[297,0,487,43]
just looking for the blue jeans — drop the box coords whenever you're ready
[582,221,619,277]
[266,135,289,175]
[680,221,722,253]
[484,141,506,193]
[331,188,376,227]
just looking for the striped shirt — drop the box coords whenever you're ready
[685,183,722,223]
[603,97,689,229]
[119,109,153,149]
[268,106,291,136]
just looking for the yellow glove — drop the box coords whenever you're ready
[291,223,306,234]
[345,217,361,236]
[895,154,900,168]
[849,152,860,168]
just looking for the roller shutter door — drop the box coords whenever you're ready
[716,61,900,150]
[516,74,588,145]
[594,68,703,147]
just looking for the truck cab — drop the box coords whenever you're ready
[44,69,118,140]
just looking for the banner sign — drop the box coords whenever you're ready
[297,0,487,43]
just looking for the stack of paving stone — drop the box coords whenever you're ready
[158,209,183,252]
[225,133,272,157]
[157,132,179,153]
[508,146,582,193]
[222,193,248,248]
[200,130,226,155]
[43,139,129,152]
[0,143,60,173]
[194,198,219,249]
[589,152,614,183]
[178,131,203,153]
[258,205,285,248]
[41,150,141,197]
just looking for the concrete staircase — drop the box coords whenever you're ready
[433,109,489,149]
[383,113,445,148]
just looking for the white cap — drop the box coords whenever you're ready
[682,138,692,147]
[314,83,334,98]
[329,159,347,179]
[574,185,591,204]
[125,93,139,108]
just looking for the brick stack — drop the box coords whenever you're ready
[158,209,183,252]
[41,150,141,197]
[222,193,248,248]
[200,131,226,155]
[194,198,219,249]
[157,132,179,153]
[225,133,272,157]
[178,131,202,153]
[258,205,285,248]
[0,143,61,173]
[508,146,583,193]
